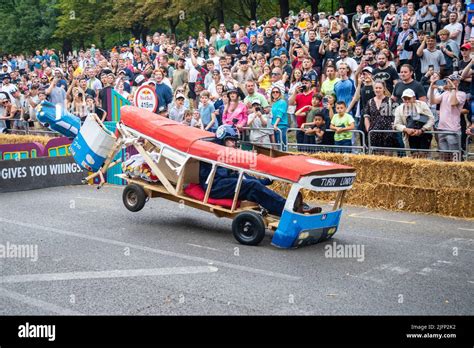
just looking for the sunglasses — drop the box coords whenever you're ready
[271,90,281,94]
[271,73,280,76]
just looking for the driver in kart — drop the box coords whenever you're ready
[199,125,320,216]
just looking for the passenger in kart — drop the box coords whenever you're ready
[199,125,321,216]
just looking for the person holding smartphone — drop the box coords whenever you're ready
[416,34,446,77]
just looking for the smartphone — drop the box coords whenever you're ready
[435,79,447,87]
[322,96,329,107]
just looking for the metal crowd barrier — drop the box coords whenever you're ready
[368,130,463,162]
[6,126,60,137]
[240,127,283,151]
[286,128,366,154]
[466,134,474,161]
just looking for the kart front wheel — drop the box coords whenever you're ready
[123,184,146,212]
[232,211,266,246]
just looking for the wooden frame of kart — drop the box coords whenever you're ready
[84,122,348,232]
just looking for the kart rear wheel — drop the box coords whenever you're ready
[232,211,266,246]
[123,184,146,212]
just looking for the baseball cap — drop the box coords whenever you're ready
[251,99,261,105]
[448,73,461,81]
[85,93,95,100]
[230,33,237,38]
[239,41,247,46]
[401,89,416,98]
[118,69,127,75]
[362,66,373,74]
[461,43,472,50]
[175,93,185,99]
[361,23,370,30]
[134,74,145,86]
[0,92,9,101]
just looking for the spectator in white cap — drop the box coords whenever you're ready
[247,99,272,146]
[394,88,435,151]
[169,92,188,123]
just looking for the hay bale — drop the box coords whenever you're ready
[371,183,437,214]
[409,161,474,190]
[0,134,50,146]
[437,189,474,218]
[281,152,474,218]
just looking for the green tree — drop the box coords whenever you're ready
[55,0,114,50]
[0,0,58,54]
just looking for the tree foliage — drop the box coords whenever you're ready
[0,0,59,54]
[0,0,365,54]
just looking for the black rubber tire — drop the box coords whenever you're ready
[232,211,266,246]
[122,184,147,212]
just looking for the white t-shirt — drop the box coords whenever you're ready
[444,22,463,46]
[185,57,205,83]
[336,57,359,80]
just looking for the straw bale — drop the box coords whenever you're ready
[0,134,50,146]
[436,189,474,218]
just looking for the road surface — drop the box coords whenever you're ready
[0,185,472,315]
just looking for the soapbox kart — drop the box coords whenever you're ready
[77,106,356,249]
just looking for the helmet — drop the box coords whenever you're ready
[216,125,238,142]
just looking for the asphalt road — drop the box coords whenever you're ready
[0,185,473,315]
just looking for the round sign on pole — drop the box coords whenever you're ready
[133,85,158,113]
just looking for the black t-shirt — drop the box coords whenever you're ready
[85,88,96,99]
[308,40,322,67]
[457,59,470,93]
[393,80,427,103]
[236,51,250,60]
[360,85,375,110]
[373,66,399,93]
[363,16,374,26]
[263,34,275,52]
[98,86,113,115]
[323,51,339,68]
[252,44,268,56]
[224,43,239,56]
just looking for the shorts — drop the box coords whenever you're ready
[437,132,460,151]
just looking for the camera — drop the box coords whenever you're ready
[232,118,239,124]
[254,106,261,112]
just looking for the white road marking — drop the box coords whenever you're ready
[0,287,83,315]
[468,281,474,284]
[0,266,218,284]
[458,228,474,232]
[348,213,416,224]
[76,196,115,202]
[350,233,474,252]
[417,267,433,276]
[187,243,223,252]
[348,264,410,284]
[0,217,300,281]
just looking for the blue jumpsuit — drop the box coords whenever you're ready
[199,162,286,216]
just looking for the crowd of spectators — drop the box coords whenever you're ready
[1,1,474,158]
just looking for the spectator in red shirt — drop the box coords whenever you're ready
[288,76,314,146]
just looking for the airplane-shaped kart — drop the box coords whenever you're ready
[72,106,356,249]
